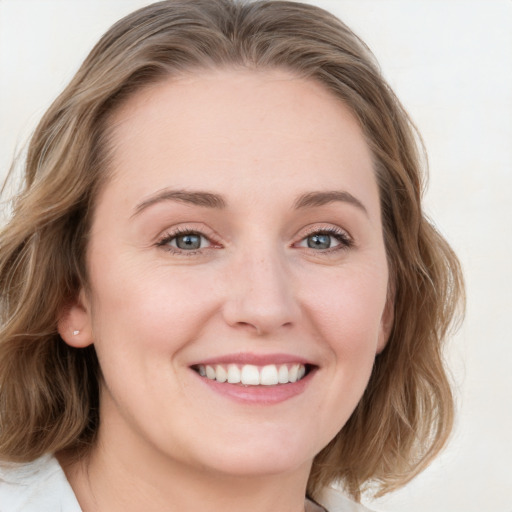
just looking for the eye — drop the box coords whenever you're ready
[172,233,205,250]
[305,233,337,250]
[295,227,353,251]
[157,228,215,253]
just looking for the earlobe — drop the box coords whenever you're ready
[57,289,93,348]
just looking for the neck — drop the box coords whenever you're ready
[59,429,311,512]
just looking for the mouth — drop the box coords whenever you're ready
[191,363,312,386]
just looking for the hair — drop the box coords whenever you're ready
[0,0,464,502]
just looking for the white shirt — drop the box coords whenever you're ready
[0,455,80,512]
[0,455,373,512]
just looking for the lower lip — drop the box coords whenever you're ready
[192,369,315,405]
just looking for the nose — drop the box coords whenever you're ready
[222,249,301,336]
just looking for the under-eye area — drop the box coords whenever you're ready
[191,363,315,386]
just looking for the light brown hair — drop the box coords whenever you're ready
[0,0,464,501]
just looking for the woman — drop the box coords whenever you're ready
[0,1,464,511]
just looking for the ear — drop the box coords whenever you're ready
[58,289,94,348]
[376,291,395,354]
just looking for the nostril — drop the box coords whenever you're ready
[233,321,293,337]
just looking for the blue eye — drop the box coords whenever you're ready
[306,233,334,249]
[158,231,210,252]
[297,228,352,251]
[174,233,203,250]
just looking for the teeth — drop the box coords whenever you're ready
[288,364,299,383]
[241,365,260,385]
[278,365,288,383]
[261,365,278,386]
[195,363,307,386]
[227,364,241,384]
[215,365,227,383]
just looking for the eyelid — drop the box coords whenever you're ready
[299,223,352,238]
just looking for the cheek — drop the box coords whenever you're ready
[297,267,388,441]
[87,253,219,358]
[305,264,388,360]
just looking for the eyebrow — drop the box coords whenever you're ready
[132,189,226,217]
[132,188,367,217]
[294,190,368,215]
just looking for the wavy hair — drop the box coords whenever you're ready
[0,0,464,501]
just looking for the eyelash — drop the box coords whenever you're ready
[156,225,354,256]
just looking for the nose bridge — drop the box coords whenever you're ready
[223,243,299,334]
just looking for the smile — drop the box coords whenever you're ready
[193,363,308,386]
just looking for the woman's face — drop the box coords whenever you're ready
[62,69,392,479]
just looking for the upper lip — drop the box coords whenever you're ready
[189,352,315,367]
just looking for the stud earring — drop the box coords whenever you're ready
[72,330,80,336]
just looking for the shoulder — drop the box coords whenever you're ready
[316,486,377,512]
[0,454,81,512]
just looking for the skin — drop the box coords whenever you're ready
[59,68,393,512]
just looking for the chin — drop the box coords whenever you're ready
[181,429,318,479]
[203,452,310,479]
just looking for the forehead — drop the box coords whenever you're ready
[103,68,379,218]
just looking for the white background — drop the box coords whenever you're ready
[1,1,511,510]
